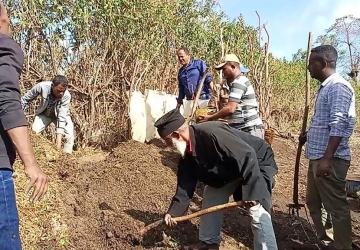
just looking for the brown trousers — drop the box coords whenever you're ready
[306,158,352,250]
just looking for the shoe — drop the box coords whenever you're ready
[187,241,220,250]
[291,243,320,250]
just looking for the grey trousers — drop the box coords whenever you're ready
[230,123,265,140]
[306,158,352,250]
[199,179,278,249]
[32,114,74,154]
[248,126,265,140]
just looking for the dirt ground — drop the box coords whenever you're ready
[14,131,360,250]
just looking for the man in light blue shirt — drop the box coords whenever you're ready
[299,45,356,250]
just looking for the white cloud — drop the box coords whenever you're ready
[218,0,360,60]
[310,0,360,33]
[332,0,360,19]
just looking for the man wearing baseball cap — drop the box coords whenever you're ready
[199,54,265,139]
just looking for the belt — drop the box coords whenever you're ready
[186,93,208,100]
[242,124,264,131]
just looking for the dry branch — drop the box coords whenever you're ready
[242,11,272,124]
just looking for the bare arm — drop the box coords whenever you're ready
[8,127,37,167]
[0,3,48,202]
[207,101,237,120]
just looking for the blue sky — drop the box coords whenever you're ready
[219,0,360,61]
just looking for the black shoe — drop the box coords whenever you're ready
[187,241,220,250]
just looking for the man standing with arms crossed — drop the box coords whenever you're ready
[300,45,356,250]
[0,3,48,249]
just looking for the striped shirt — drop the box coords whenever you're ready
[227,75,263,129]
[305,73,356,161]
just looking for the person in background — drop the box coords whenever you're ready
[176,47,215,110]
[299,45,356,250]
[0,3,48,249]
[21,76,74,154]
[199,54,264,139]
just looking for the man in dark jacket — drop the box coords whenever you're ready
[154,109,278,250]
[0,3,48,249]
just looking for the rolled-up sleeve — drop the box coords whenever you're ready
[0,35,27,131]
[328,83,353,137]
[21,83,41,111]
[56,94,71,134]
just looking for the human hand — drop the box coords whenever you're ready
[24,163,48,202]
[316,157,332,177]
[0,1,11,36]
[214,84,221,92]
[164,213,177,227]
[198,115,212,123]
[242,200,257,209]
[299,131,307,146]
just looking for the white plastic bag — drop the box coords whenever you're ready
[145,89,166,142]
[129,91,147,142]
[164,93,180,113]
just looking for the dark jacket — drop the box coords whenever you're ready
[167,121,278,216]
[0,34,28,169]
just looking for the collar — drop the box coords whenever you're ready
[234,73,242,79]
[229,73,243,86]
[186,140,192,153]
[321,72,339,87]
[182,59,193,69]
[188,126,197,157]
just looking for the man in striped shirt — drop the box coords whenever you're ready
[199,54,264,139]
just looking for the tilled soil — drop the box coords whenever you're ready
[44,135,360,250]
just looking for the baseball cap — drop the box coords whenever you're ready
[215,53,250,73]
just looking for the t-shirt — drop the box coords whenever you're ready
[227,75,263,129]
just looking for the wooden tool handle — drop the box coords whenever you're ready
[139,200,243,236]
[293,31,312,205]
[186,69,209,123]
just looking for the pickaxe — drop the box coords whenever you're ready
[139,200,244,236]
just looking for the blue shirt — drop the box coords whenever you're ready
[177,59,213,104]
[305,73,356,161]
